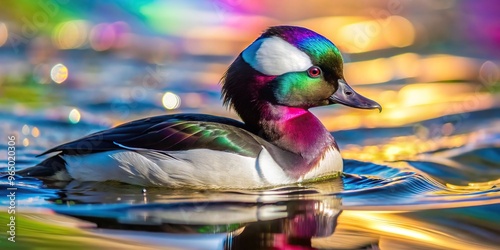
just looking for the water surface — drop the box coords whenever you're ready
[1,97,499,249]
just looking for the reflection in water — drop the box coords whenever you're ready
[43,179,345,248]
[228,199,341,250]
[25,177,499,250]
[316,205,500,250]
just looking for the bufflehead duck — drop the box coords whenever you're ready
[20,26,381,189]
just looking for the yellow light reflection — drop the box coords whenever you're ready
[341,132,471,163]
[377,90,398,109]
[338,20,381,53]
[446,179,500,192]
[345,53,421,85]
[322,114,362,131]
[398,83,476,107]
[337,16,415,53]
[383,16,415,47]
[68,109,81,124]
[375,224,432,241]
[31,127,40,137]
[320,80,495,133]
[345,58,393,84]
[23,138,29,147]
[391,53,420,79]
[398,84,437,107]
[52,20,90,49]
[50,63,69,84]
[384,145,404,160]
[0,22,8,47]
[162,92,181,110]
[313,210,499,249]
[418,55,478,82]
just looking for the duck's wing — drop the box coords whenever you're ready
[40,114,264,158]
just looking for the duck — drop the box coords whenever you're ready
[19,26,381,189]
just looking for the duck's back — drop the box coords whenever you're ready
[20,114,303,188]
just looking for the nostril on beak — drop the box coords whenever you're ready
[345,91,353,95]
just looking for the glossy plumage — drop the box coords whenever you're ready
[20,26,381,188]
[41,114,262,158]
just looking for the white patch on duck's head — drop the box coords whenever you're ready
[242,36,313,76]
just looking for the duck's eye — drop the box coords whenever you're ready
[307,66,322,78]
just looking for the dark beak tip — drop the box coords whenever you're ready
[365,104,382,113]
[331,79,382,113]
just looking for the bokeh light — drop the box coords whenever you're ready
[162,92,181,110]
[479,61,499,85]
[52,20,90,49]
[50,63,69,84]
[22,125,30,135]
[337,15,415,53]
[68,108,81,124]
[383,16,415,47]
[0,22,8,47]
[89,22,129,51]
[90,23,116,51]
[31,127,40,137]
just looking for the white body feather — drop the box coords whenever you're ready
[62,147,342,189]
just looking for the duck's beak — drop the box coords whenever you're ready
[328,79,382,112]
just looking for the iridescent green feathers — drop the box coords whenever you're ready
[40,114,264,158]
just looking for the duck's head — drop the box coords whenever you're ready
[222,26,381,128]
